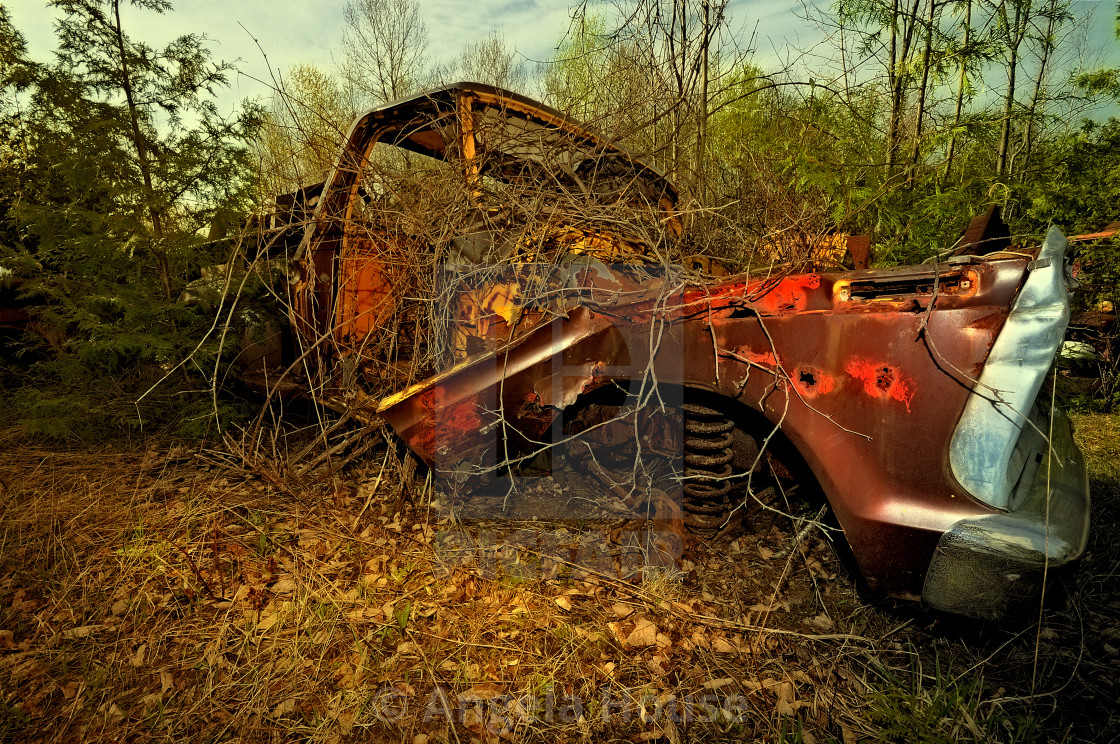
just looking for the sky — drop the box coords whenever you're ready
[4,0,1119,117]
[2,0,839,113]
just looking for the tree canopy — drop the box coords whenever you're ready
[1,0,261,438]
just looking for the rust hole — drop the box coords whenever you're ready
[798,370,817,388]
[875,366,895,391]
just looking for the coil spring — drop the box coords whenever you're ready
[682,402,735,535]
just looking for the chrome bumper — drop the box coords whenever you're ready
[923,408,1090,619]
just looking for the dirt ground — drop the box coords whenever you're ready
[1,413,1118,743]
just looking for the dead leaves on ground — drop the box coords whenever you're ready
[0,443,876,743]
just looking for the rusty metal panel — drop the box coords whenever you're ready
[281,82,1090,618]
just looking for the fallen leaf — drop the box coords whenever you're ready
[461,682,503,701]
[273,698,297,716]
[462,706,484,734]
[712,637,736,654]
[611,602,633,618]
[749,677,776,692]
[337,710,355,735]
[806,613,834,631]
[572,626,602,642]
[703,678,735,690]
[773,680,799,716]
[553,596,572,611]
[61,625,108,641]
[626,618,659,647]
[664,716,682,744]
[271,578,297,594]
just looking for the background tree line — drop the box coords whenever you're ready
[2,0,1118,438]
[259,0,1119,261]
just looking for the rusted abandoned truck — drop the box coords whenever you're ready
[285,82,1088,619]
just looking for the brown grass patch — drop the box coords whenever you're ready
[1,415,1118,742]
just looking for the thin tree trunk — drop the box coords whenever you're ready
[944,0,972,182]
[667,0,682,180]
[996,0,1025,178]
[908,0,938,182]
[678,0,688,184]
[887,0,923,174]
[886,0,900,171]
[695,0,709,201]
[111,0,172,301]
[1018,0,1059,176]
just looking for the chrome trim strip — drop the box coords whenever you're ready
[949,227,1071,509]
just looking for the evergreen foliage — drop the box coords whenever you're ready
[0,0,262,440]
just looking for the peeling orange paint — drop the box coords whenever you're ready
[735,346,779,368]
[791,365,836,397]
[844,359,915,411]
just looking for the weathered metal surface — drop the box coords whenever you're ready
[1069,220,1119,242]
[955,204,1012,255]
[925,408,1088,619]
[286,82,1090,618]
[290,82,680,396]
[375,255,1031,598]
[949,228,1072,511]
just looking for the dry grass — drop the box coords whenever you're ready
[1,413,1118,743]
